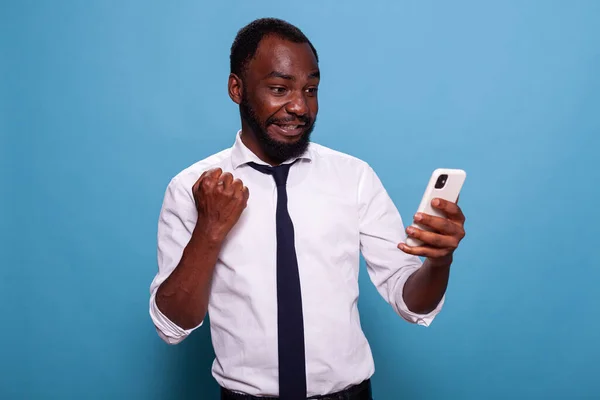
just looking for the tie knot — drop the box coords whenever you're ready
[247,162,294,187]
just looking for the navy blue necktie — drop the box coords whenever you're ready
[247,161,306,400]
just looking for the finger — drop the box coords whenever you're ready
[230,178,244,191]
[414,213,462,236]
[398,242,450,258]
[202,174,220,191]
[217,172,234,191]
[197,170,209,182]
[199,168,223,191]
[431,198,465,223]
[193,178,201,194]
[234,183,249,199]
[230,179,244,199]
[406,226,458,249]
[194,169,213,192]
[206,167,223,178]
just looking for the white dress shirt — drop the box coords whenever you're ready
[149,131,444,397]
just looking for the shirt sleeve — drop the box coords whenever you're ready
[357,163,444,326]
[149,175,204,344]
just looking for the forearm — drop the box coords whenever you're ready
[402,255,452,314]
[155,227,223,329]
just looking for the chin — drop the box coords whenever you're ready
[259,129,312,163]
[272,134,305,145]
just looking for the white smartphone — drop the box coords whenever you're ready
[405,168,466,247]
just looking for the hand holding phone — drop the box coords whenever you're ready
[402,168,467,255]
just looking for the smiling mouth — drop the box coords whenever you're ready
[269,123,306,137]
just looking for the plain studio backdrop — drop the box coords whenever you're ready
[1,1,599,399]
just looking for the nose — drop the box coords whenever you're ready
[285,90,309,117]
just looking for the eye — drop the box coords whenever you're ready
[305,87,319,95]
[269,86,287,95]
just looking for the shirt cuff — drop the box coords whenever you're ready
[394,266,445,327]
[149,291,203,344]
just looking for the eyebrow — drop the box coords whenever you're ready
[263,70,320,81]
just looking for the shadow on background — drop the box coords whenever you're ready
[162,319,219,400]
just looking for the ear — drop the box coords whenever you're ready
[228,73,243,105]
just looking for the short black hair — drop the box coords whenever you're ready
[230,17,319,77]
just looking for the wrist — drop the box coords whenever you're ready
[426,254,453,269]
[192,224,226,248]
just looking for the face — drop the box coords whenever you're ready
[230,35,320,165]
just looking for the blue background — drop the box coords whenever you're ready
[2,1,599,399]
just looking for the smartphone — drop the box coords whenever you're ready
[405,168,466,247]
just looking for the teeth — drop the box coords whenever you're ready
[279,125,298,130]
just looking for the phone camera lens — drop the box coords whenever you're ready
[435,174,448,189]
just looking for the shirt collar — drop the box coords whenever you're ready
[230,130,314,170]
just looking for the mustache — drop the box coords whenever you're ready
[267,115,311,126]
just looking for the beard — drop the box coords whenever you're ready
[239,93,316,165]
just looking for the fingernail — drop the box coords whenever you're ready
[414,213,422,221]
[432,198,440,207]
[407,227,414,234]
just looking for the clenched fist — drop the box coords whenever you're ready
[192,168,249,243]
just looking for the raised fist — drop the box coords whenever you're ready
[192,168,249,242]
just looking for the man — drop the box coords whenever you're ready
[149,18,466,400]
